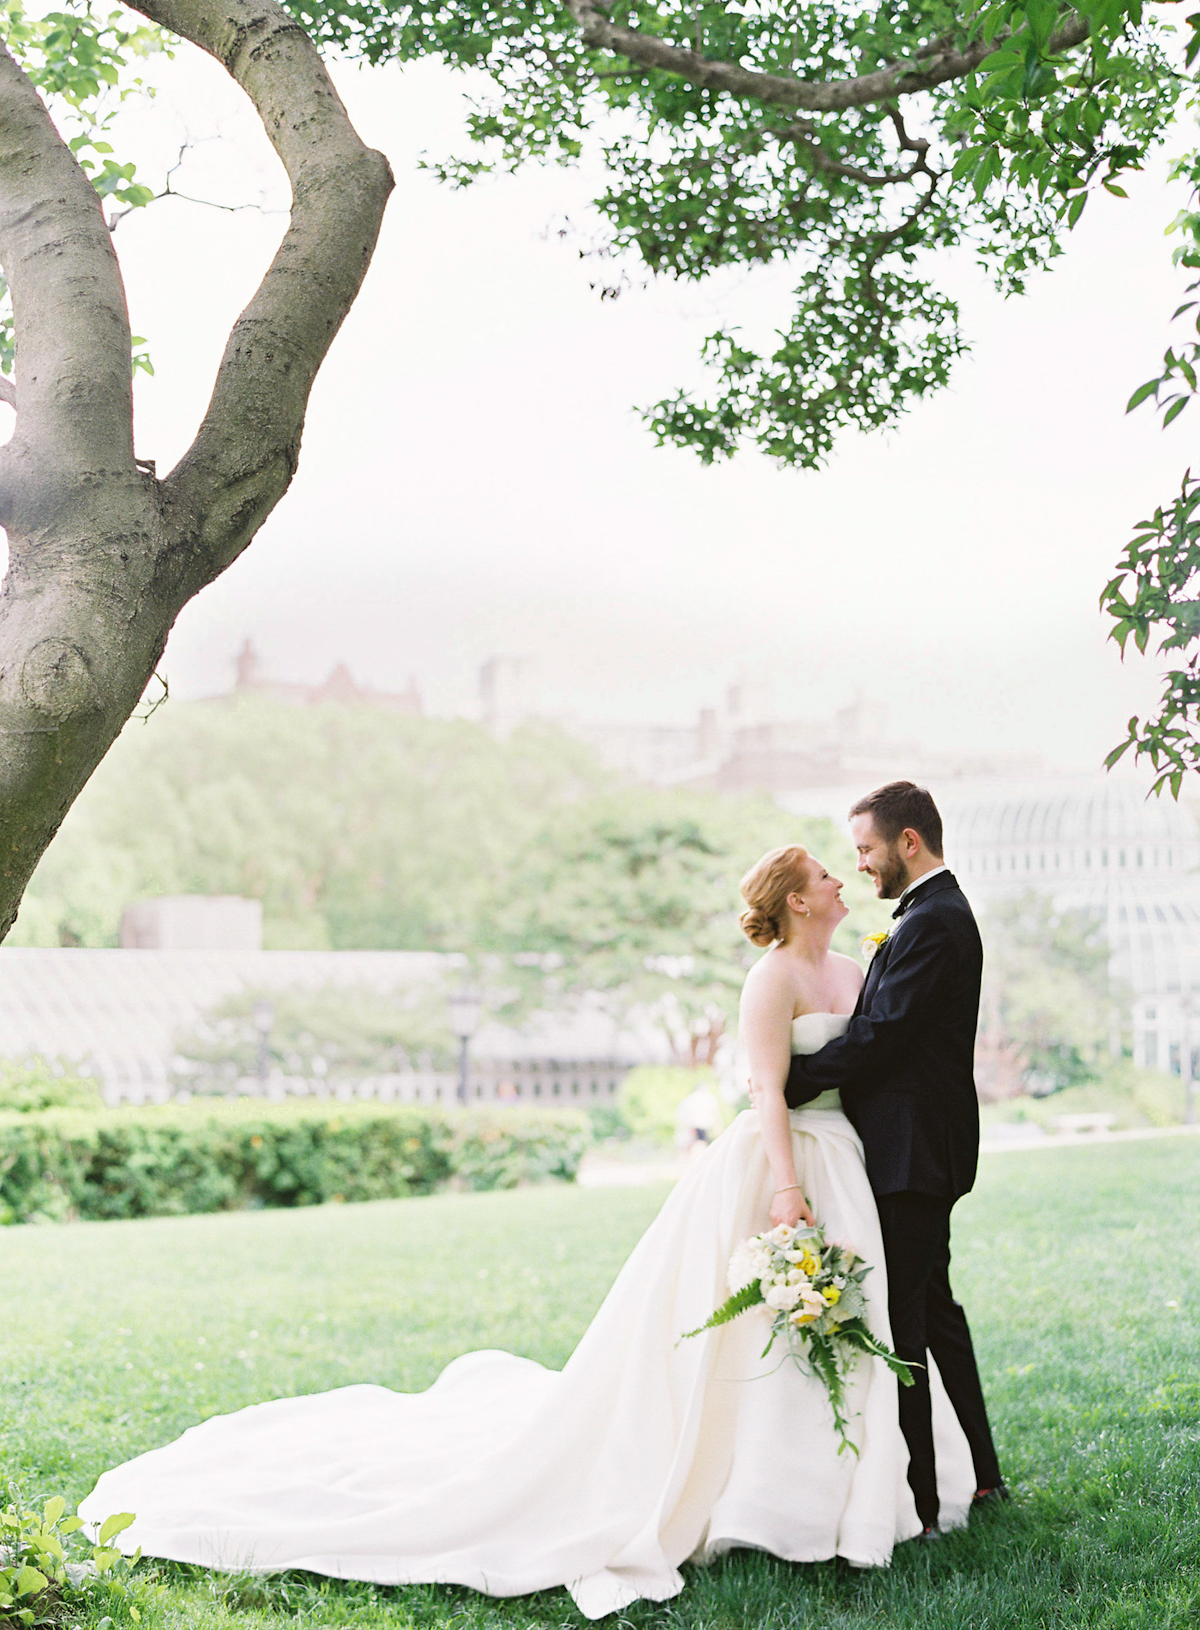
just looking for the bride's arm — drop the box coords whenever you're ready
[740,963,816,1230]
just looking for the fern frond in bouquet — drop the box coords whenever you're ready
[683,1222,916,1454]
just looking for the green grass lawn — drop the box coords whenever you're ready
[4,1138,1199,1630]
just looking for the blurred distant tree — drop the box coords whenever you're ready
[976,892,1117,1098]
[8,699,605,949]
[9,703,891,1045]
[0,0,391,940]
[173,983,456,1089]
[490,792,884,1061]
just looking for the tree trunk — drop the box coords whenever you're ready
[0,0,392,937]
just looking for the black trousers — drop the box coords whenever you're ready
[875,1191,1001,1528]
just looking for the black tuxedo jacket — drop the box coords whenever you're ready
[785,870,982,1201]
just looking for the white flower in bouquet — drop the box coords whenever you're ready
[727,1241,759,1294]
[764,1282,802,1311]
[682,1219,917,1454]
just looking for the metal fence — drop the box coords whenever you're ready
[112,1059,634,1107]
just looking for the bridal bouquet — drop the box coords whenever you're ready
[683,1222,915,1452]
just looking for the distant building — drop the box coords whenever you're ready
[479,655,534,739]
[483,662,1041,793]
[120,896,263,951]
[231,639,422,715]
[941,779,1200,1077]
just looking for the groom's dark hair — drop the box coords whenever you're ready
[849,781,944,858]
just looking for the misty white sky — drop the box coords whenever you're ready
[67,37,1200,772]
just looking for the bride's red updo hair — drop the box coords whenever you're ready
[739,845,812,947]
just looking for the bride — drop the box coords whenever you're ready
[80,844,972,1619]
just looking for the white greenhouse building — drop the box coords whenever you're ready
[943,779,1200,1075]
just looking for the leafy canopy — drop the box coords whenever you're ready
[0,0,168,377]
[4,0,1179,451]
[284,0,1179,464]
[487,789,882,1059]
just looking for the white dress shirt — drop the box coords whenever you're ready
[897,863,949,908]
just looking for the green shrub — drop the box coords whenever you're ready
[978,1060,1190,1133]
[449,1109,590,1190]
[586,1102,631,1143]
[0,1056,103,1114]
[617,1065,723,1142]
[0,1100,589,1225]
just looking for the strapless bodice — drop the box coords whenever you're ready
[790,1012,848,1112]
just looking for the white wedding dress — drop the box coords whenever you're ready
[80,1014,973,1618]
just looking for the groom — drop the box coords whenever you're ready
[785,780,1005,1535]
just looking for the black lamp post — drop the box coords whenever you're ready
[253,1000,274,1090]
[448,986,483,1105]
[1184,992,1197,1127]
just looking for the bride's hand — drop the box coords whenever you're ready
[770,1188,816,1230]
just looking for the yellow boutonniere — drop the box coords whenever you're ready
[861,930,889,962]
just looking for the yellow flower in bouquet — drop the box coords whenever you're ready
[682,1220,916,1453]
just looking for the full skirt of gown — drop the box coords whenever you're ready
[79,1102,975,1618]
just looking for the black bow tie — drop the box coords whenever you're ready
[895,874,941,917]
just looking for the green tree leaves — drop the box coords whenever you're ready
[7,699,608,951]
[486,789,881,1059]
[0,0,170,379]
[978,892,1117,1093]
[1101,472,1200,796]
[280,0,1180,466]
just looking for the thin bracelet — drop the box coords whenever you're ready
[774,1185,804,1194]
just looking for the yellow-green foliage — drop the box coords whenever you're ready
[0,1494,151,1628]
[617,1065,725,1142]
[0,1055,103,1114]
[980,1060,1189,1132]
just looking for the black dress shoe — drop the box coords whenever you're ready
[971,1483,1011,1508]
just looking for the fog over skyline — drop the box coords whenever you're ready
[70,40,1200,776]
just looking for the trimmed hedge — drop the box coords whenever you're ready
[0,1099,590,1224]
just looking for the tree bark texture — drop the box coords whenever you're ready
[0,0,392,937]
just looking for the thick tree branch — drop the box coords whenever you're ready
[126,0,394,583]
[0,376,15,409]
[563,0,1090,113]
[0,35,155,938]
[0,0,393,941]
[0,38,135,498]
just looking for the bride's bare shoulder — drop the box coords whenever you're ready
[741,947,798,1005]
[830,950,865,993]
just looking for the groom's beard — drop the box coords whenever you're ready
[873,845,912,900]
